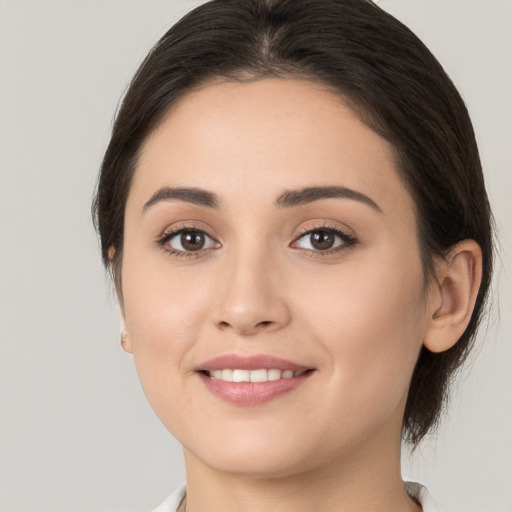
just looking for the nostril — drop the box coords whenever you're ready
[215,319,275,334]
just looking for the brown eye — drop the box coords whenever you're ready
[180,231,206,251]
[165,229,217,253]
[309,231,335,250]
[293,228,356,253]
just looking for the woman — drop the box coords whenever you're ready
[92,0,493,510]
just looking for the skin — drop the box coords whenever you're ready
[119,78,482,512]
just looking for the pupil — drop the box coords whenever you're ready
[311,231,334,250]
[181,231,204,251]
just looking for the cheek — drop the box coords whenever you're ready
[120,254,211,407]
[122,242,210,342]
[298,251,427,421]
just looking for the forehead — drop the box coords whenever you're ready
[130,78,414,220]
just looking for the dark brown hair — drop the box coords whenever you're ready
[92,0,493,446]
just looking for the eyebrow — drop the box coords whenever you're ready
[142,185,381,213]
[275,186,382,212]
[143,187,220,211]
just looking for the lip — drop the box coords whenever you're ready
[196,354,310,372]
[196,354,315,406]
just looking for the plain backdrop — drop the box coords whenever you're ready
[0,1,510,511]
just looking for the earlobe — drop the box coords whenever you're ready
[121,330,133,353]
[120,319,133,354]
[423,239,483,353]
[108,245,116,263]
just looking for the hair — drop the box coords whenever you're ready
[92,0,493,447]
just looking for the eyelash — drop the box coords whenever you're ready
[156,224,220,259]
[292,224,358,257]
[156,223,358,258]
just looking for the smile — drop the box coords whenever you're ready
[205,369,307,382]
[196,354,315,406]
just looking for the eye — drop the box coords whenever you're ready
[293,227,356,252]
[161,228,218,254]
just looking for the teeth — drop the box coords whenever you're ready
[232,369,250,382]
[267,369,281,381]
[207,369,306,382]
[221,369,233,381]
[250,369,268,382]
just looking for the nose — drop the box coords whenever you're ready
[212,249,291,337]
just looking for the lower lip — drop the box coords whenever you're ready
[198,372,313,406]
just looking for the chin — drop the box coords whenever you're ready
[191,448,312,479]
[182,427,322,479]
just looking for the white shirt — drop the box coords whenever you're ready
[152,482,441,511]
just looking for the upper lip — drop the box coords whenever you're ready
[197,354,312,372]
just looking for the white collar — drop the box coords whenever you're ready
[405,481,442,511]
[153,482,441,512]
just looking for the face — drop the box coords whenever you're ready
[121,78,432,478]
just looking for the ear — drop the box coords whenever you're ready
[108,245,116,263]
[120,319,133,354]
[423,239,483,353]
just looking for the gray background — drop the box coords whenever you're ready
[0,1,510,511]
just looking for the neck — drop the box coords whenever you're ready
[182,431,420,512]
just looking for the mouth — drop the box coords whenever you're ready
[196,354,315,406]
[199,368,311,382]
